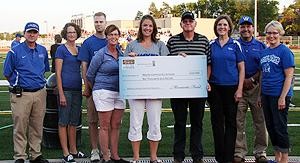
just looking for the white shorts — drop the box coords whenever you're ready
[92,89,125,112]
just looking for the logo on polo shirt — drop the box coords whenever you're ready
[22,55,26,59]
[228,47,233,51]
[38,54,45,58]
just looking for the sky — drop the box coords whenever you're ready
[0,0,295,33]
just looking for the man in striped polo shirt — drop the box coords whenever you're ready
[166,11,211,163]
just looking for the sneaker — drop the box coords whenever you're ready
[256,156,268,163]
[15,159,25,163]
[111,158,130,163]
[130,160,139,163]
[150,160,162,163]
[71,151,87,158]
[62,154,76,163]
[29,155,49,163]
[91,149,101,162]
[289,103,296,107]
[233,156,245,163]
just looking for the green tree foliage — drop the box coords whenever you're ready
[171,3,187,17]
[160,2,172,18]
[150,0,279,35]
[149,2,161,18]
[279,1,300,35]
[256,0,279,34]
[135,10,144,20]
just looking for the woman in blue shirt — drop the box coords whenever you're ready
[55,23,86,162]
[207,15,245,163]
[259,21,294,163]
[87,25,129,163]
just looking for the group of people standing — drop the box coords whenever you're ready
[3,10,294,163]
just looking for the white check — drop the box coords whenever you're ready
[119,55,207,99]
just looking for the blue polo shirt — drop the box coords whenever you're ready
[11,40,21,48]
[86,46,123,92]
[3,42,50,89]
[209,37,245,85]
[78,35,107,64]
[238,37,266,78]
[260,44,294,96]
[55,45,82,91]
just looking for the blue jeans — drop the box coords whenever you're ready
[58,90,82,126]
[261,94,290,153]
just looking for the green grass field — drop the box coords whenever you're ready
[0,51,300,160]
[1,110,300,160]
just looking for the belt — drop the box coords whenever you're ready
[23,87,44,92]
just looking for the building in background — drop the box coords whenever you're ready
[70,13,216,40]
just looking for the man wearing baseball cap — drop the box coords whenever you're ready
[3,22,50,163]
[11,33,23,48]
[167,11,211,163]
[233,16,268,163]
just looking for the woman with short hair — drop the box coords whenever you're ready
[259,20,294,163]
[87,24,129,163]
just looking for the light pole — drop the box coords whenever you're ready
[254,0,257,37]
[44,20,48,35]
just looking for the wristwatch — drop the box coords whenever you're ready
[250,77,257,84]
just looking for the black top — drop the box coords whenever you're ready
[50,43,61,73]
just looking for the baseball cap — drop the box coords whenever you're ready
[24,22,39,32]
[15,33,23,37]
[181,11,195,21]
[239,16,253,25]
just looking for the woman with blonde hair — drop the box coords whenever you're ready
[259,21,294,163]
[87,24,129,163]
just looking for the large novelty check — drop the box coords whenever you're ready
[119,55,207,99]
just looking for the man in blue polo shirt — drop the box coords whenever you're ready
[3,22,50,163]
[78,11,107,162]
[11,33,22,48]
[233,16,268,163]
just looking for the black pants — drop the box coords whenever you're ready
[171,98,206,161]
[207,84,238,163]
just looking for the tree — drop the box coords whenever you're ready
[279,1,300,35]
[195,0,210,18]
[161,2,172,17]
[135,10,144,20]
[148,2,161,18]
[171,3,187,17]
[256,0,279,34]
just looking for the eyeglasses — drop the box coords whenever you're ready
[182,20,194,24]
[265,32,279,35]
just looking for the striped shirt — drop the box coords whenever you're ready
[166,32,211,64]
